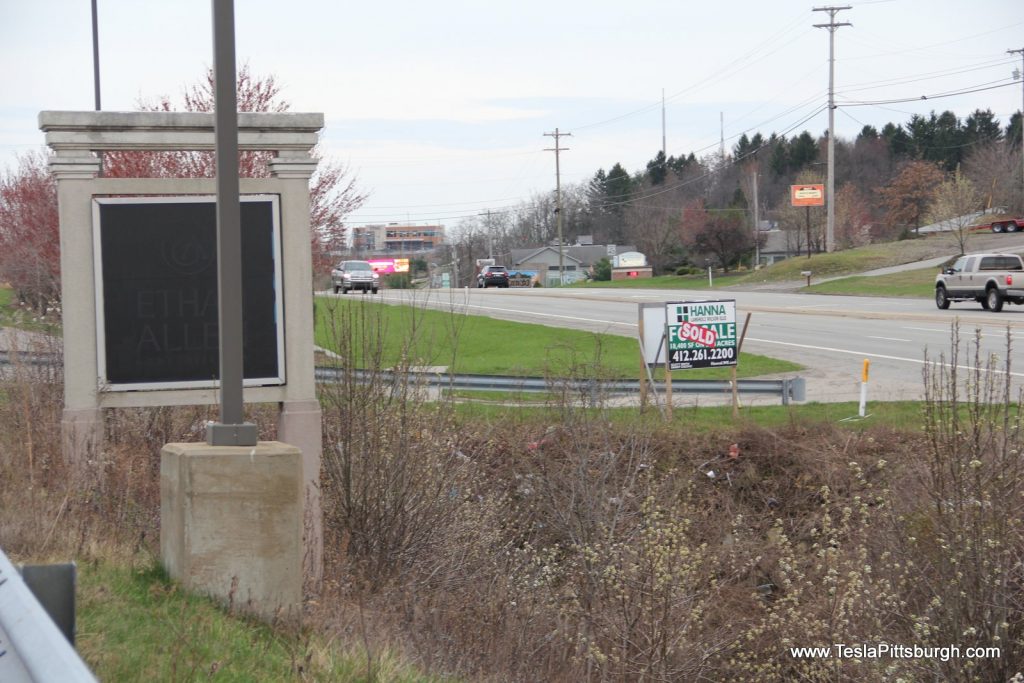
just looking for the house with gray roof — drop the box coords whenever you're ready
[509,244,636,285]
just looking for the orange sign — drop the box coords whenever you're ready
[790,184,825,207]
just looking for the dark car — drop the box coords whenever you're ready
[477,265,510,288]
[331,260,380,294]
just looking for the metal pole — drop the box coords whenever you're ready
[91,0,103,175]
[207,0,256,446]
[806,205,811,257]
[91,0,101,110]
[661,88,666,163]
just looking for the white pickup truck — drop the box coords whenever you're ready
[934,253,1024,312]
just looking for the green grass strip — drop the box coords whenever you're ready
[76,558,437,682]
[804,267,936,298]
[314,296,801,381]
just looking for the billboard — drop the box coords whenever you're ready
[367,258,410,274]
[790,184,825,207]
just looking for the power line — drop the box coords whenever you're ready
[840,79,1017,106]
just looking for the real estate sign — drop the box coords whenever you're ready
[665,300,738,370]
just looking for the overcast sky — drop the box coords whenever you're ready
[1,0,1021,229]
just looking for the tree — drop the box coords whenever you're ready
[692,209,751,273]
[882,122,912,159]
[645,151,668,185]
[787,131,819,171]
[963,140,1020,213]
[769,135,789,177]
[963,109,1002,148]
[857,125,879,142]
[834,182,873,249]
[877,160,944,236]
[926,170,982,255]
[592,257,612,281]
[623,194,686,273]
[104,65,367,277]
[0,152,59,311]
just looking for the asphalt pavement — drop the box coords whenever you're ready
[365,284,1024,407]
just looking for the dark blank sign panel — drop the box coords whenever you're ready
[95,196,283,388]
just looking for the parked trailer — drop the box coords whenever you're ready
[977,217,1024,233]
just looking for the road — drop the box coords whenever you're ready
[357,287,1024,405]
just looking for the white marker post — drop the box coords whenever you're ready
[858,358,870,418]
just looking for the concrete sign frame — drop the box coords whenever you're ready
[40,110,325,590]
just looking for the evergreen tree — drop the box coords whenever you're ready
[646,151,668,185]
[769,135,789,177]
[882,122,911,158]
[963,109,1002,146]
[605,163,634,207]
[857,125,879,142]
[787,131,819,170]
[1008,111,1022,147]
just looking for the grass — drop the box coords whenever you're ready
[76,556,435,682]
[314,296,801,380]
[803,266,937,298]
[573,272,748,290]
[0,286,62,334]
[567,233,973,291]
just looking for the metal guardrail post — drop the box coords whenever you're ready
[0,548,96,682]
[791,377,807,403]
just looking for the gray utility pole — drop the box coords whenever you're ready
[207,0,257,446]
[814,4,851,254]
[1011,47,1024,208]
[662,88,667,164]
[544,128,571,285]
[91,0,101,110]
[752,168,760,267]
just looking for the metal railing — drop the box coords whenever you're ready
[0,353,806,405]
[314,366,806,405]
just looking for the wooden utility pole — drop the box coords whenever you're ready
[544,128,571,285]
[814,5,851,254]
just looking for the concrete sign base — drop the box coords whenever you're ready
[160,441,303,622]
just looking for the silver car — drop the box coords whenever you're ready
[331,260,380,294]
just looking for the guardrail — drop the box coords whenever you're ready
[314,367,806,405]
[0,548,96,683]
[0,353,805,405]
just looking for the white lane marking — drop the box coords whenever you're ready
[903,325,1011,339]
[867,335,912,342]
[745,336,1024,378]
